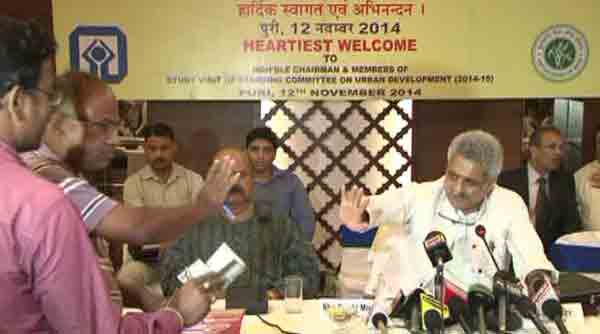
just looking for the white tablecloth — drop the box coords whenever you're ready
[207,300,600,334]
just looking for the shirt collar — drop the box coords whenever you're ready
[36,143,61,161]
[527,162,546,186]
[437,181,490,226]
[140,163,184,183]
[0,138,25,167]
[255,165,288,184]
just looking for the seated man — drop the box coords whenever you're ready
[160,147,320,299]
[498,126,581,257]
[340,130,556,300]
[575,125,600,230]
[119,122,205,304]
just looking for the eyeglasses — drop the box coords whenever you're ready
[81,119,120,136]
[28,88,63,107]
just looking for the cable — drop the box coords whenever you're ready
[256,314,302,334]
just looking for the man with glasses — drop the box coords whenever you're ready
[0,16,224,333]
[340,130,555,306]
[22,70,240,311]
[498,126,581,259]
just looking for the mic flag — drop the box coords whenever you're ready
[423,231,453,267]
[420,291,449,329]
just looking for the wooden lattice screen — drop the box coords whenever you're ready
[261,100,414,271]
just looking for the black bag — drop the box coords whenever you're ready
[559,272,600,315]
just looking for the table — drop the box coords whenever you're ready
[125,299,600,333]
[208,300,600,334]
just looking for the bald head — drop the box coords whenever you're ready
[56,71,118,123]
[214,147,254,211]
[44,71,120,173]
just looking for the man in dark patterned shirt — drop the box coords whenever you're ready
[160,147,320,299]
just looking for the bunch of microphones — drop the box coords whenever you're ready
[371,225,569,334]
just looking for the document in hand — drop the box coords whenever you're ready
[178,242,247,288]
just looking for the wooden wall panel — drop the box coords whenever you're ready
[412,100,523,182]
[147,101,260,177]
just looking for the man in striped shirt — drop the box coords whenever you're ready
[22,71,240,311]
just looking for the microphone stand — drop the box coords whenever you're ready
[435,260,445,334]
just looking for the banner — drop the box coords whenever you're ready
[53,0,598,100]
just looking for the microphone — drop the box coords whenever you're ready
[474,225,500,272]
[527,269,562,325]
[389,288,422,332]
[371,312,389,334]
[492,270,524,332]
[423,231,452,301]
[448,297,473,334]
[423,231,453,268]
[476,224,516,331]
[515,297,550,334]
[542,299,569,334]
[468,284,495,334]
[423,309,442,334]
[485,307,523,333]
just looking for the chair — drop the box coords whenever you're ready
[337,224,402,297]
[550,231,600,272]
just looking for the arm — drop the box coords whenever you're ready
[279,218,321,298]
[289,175,316,239]
[96,158,239,245]
[28,197,122,333]
[505,194,556,280]
[30,195,214,333]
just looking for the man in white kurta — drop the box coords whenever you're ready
[340,130,556,314]
[575,128,600,231]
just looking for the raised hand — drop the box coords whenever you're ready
[198,157,240,211]
[339,185,370,232]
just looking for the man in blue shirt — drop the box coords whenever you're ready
[246,126,316,240]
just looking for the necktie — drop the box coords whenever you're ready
[535,177,549,226]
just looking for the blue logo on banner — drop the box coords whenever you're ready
[69,26,128,83]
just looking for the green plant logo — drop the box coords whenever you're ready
[533,25,588,81]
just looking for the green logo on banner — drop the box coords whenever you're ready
[533,25,588,81]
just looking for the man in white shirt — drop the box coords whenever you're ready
[340,130,555,302]
[575,125,600,230]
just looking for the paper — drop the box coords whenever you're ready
[178,242,246,288]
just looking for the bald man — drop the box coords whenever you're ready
[160,147,321,299]
[21,71,238,311]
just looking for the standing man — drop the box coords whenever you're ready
[575,125,600,230]
[340,130,555,300]
[246,126,316,240]
[498,126,581,257]
[120,122,205,308]
[22,70,238,311]
[0,15,221,333]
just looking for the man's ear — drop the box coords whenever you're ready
[4,86,25,121]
